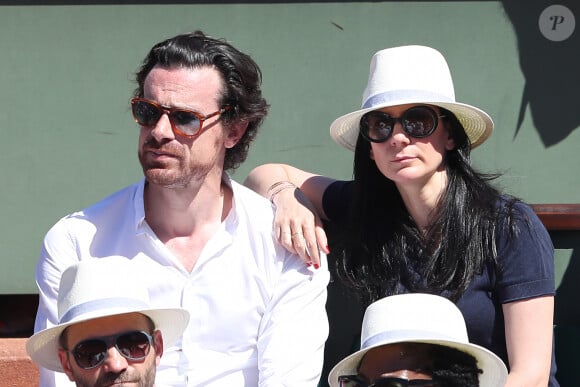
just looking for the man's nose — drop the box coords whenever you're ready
[150,113,175,141]
[100,346,129,373]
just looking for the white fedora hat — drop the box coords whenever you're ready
[330,45,493,151]
[26,256,190,372]
[328,293,507,387]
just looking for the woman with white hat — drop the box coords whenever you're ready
[244,45,557,386]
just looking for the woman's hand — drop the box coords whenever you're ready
[244,163,334,268]
[271,185,329,268]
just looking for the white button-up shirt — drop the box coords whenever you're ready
[34,176,329,386]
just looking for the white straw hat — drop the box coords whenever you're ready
[328,293,507,387]
[330,45,493,151]
[26,256,190,372]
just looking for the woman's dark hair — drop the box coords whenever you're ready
[134,30,269,171]
[336,107,519,303]
[356,343,481,386]
[429,344,482,387]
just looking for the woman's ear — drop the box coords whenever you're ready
[445,133,456,151]
[442,118,456,151]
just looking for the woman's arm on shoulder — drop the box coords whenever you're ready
[244,163,336,267]
[503,295,554,387]
[244,163,335,217]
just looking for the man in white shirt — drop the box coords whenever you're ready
[34,30,329,387]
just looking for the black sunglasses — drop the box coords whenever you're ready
[131,97,230,138]
[69,330,153,370]
[360,106,444,143]
[339,375,438,387]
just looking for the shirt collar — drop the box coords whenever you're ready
[134,174,239,233]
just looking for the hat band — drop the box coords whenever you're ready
[362,329,463,350]
[60,297,149,324]
[362,90,455,109]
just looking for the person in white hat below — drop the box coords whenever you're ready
[328,293,508,387]
[245,45,557,386]
[27,256,189,387]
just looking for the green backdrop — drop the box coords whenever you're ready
[0,1,578,294]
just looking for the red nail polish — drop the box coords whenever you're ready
[314,263,320,269]
[326,245,330,253]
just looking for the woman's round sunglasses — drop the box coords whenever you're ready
[131,97,230,138]
[68,330,153,370]
[360,106,445,143]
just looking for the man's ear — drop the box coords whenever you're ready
[153,330,164,365]
[225,122,248,149]
[58,349,76,382]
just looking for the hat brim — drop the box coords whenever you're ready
[26,307,189,372]
[328,339,508,387]
[328,338,507,387]
[329,100,494,151]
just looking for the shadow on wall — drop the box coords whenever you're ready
[501,0,579,147]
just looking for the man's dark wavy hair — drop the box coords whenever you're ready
[134,30,269,171]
